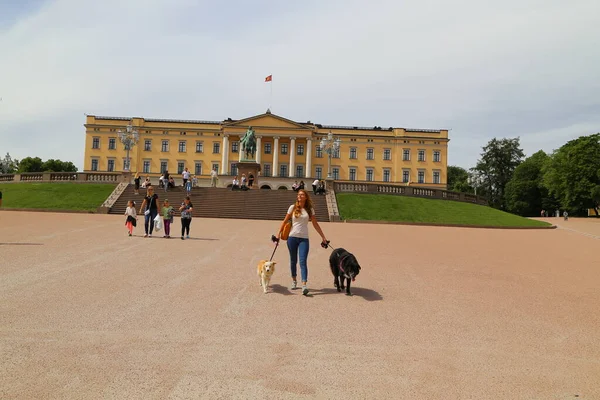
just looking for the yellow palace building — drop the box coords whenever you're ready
[83,110,449,188]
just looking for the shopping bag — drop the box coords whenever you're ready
[154,214,162,231]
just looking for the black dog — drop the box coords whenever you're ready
[329,248,361,296]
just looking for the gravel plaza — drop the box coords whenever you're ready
[1,211,599,399]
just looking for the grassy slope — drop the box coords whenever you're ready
[0,183,116,212]
[336,193,552,227]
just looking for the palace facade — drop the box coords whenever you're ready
[83,111,449,188]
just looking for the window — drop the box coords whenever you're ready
[366,168,374,181]
[177,162,185,174]
[144,140,152,151]
[281,143,288,155]
[403,170,410,183]
[296,165,304,178]
[350,147,357,159]
[418,150,425,162]
[349,168,357,181]
[332,167,340,180]
[108,138,116,150]
[315,166,322,180]
[333,148,340,158]
[403,149,410,161]
[297,144,304,156]
[195,141,204,153]
[122,159,127,171]
[316,146,323,158]
[433,151,441,162]
[383,169,391,182]
[263,164,272,177]
[161,140,169,152]
[418,170,425,183]
[178,141,186,153]
[213,142,220,154]
[280,164,288,177]
[383,149,391,160]
[264,143,272,154]
[433,171,440,184]
[232,141,239,153]
[195,162,202,176]
[92,137,100,149]
[143,161,151,173]
[366,148,374,160]
[231,163,238,176]
[160,162,168,174]
[107,159,115,172]
[91,159,98,171]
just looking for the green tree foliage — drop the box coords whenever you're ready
[543,133,600,215]
[17,157,44,173]
[15,157,78,173]
[473,138,525,209]
[504,150,558,216]
[447,166,474,193]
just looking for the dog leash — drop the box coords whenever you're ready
[269,235,280,262]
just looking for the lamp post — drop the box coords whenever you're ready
[319,131,341,179]
[468,171,482,196]
[117,123,139,172]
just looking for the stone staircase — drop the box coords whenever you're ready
[108,185,330,221]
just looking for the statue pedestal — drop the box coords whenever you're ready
[235,161,261,189]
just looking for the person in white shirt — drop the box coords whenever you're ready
[312,179,319,194]
[276,189,329,296]
[210,168,218,187]
[232,177,239,191]
[182,168,191,186]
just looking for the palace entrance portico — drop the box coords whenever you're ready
[219,110,315,179]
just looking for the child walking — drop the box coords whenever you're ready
[161,199,174,238]
[185,178,192,196]
[124,200,137,236]
[179,196,194,240]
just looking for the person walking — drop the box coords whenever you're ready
[179,196,194,240]
[134,172,141,195]
[161,199,174,238]
[276,189,329,296]
[139,186,159,237]
[124,200,137,236]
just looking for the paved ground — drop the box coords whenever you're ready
[0,211,598,399]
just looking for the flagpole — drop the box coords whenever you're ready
[270,79,273,111]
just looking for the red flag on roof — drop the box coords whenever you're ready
[265,75,272,82]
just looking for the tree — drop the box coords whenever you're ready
[42,159,77,172]
[0,153,19,173]
[447,166,474,193]
[473,137,525,209]
[543,133,600,215]
[504,150,558,216]
[17,157,44,173]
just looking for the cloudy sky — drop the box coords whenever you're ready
[1,0,598,170]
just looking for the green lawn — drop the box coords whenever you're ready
[336,193,552,228]
[0,183,116,212]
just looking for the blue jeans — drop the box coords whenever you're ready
[144,209,158,234]
[287,236,309,283]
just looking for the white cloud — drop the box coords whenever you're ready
[0,0,599,169]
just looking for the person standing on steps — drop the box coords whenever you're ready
[134,172,141,195]
[139,186,159,237]
[276,189,329,296]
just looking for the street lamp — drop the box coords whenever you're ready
[117,123,139,172]
[319,131,341,179]
[468,171,482,196]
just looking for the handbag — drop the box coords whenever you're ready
[144,195,153,216]
[280,219,292,240]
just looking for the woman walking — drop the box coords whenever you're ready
[179,196,194,240]
[139,186,159,237]
[277,189,329,296]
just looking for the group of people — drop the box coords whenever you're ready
[540,209,569,220]
[133,169,199,196]
[125,185,194,240]
[231,173,254,191]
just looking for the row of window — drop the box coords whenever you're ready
[92,137,442,162]
[90,158,441,184]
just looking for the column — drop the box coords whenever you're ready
[273,136,280,177]
[305,138,312,179]
[256,136,262,165]
[288,137,296,178]
[221,135,229,175]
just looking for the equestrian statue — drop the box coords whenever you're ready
[240,126,257,161]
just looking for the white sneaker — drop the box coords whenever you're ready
[291,281,297,290]
[302,285,309,296]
